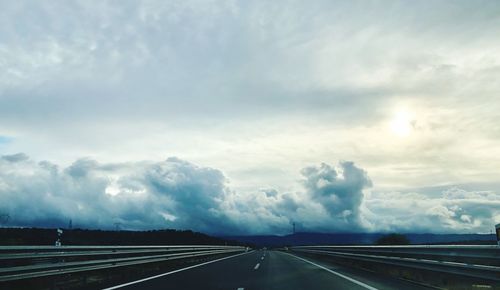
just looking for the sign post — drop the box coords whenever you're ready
[55,228,63,247]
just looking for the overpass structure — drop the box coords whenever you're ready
[0,244,498,289]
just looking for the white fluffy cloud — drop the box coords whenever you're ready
[1,154,498,234]
[1,154,371,234]
[364,187,500,234]
[0,154,237,233]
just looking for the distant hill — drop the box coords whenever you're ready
[2,228,494,247]
[0,227,242,246]
[223,232,497,247]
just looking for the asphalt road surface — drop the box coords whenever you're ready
[104,250,432,290]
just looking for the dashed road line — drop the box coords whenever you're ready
[254,263,260,270]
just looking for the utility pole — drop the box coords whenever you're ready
[496,224,500,246]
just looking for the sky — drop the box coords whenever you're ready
[1,0,500,235]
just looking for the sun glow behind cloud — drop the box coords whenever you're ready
[390,109,415,137]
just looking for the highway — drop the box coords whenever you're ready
[104,250,432,290]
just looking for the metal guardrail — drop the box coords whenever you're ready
[289,245,500,282]
[0,245,247,282]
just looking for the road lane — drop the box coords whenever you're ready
[254,250,372,290]
[107,250,432,290]
[107,251,262,290]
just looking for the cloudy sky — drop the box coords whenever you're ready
[1,0,499,235]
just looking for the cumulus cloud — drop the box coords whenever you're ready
[0,153,498,235]
[0,154,237,233]
[0,154,373,234]
[364,187,500,233]
[301,162,372,230]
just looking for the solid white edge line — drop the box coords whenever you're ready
[282,252,379,290]
[254,263,260,270]
[103,251,253,290]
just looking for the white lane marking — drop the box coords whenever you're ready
[103,251,253,290]
[261,256,264,260]
[283,252,378,290]
[254,263,260,270]
[237,288,245,290]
